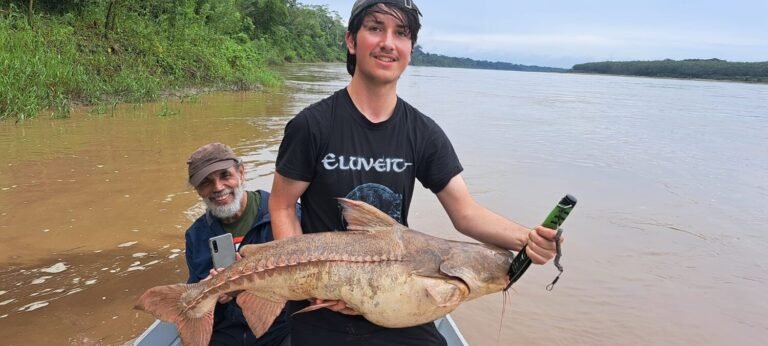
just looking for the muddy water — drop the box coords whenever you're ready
[2,63,768,345]
[0,91,298,344]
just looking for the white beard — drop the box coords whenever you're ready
[204,180,245,219]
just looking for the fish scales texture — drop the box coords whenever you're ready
[135,198,514,346]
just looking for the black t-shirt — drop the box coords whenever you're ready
[277,88,462,232]
[275,88,463,345]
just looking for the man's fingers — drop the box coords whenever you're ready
[526,224,568,265]
[533,227,565,246]
[525,232,561,264]
[311,298,341,307]
[325,301,347,311]
[528,229,557,251]
[202,267,226,282]
[534,226,564,242]
[327,301,360,315]
[337,307,361,315]
[525,244,550,264]
[310,299,360,315]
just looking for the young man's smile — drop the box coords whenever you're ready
[347,9,413,84]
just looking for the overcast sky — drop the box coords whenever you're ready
[298,0,768,68]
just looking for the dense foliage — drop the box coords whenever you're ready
[0,0,346,120]
[572,59,768,82]
[411,46,566,73]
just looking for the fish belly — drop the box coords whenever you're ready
[223,259,462,329]
[296,261,462,328]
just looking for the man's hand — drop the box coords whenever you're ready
[202,253,243,304]
[525,226,564,265]
[310,298,360,315]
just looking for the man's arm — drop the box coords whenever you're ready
[436,175,561,265]
[269,172,309,240]
[269,172,359,314]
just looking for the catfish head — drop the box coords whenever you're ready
[439,243,514,301]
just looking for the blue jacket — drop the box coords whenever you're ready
[185,189,297,346]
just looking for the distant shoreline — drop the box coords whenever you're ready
[568,71,768,85]
[571,59,768,84]
[412,54,768,84]
[411,47,568,73]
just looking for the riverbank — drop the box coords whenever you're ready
[0,1,346,121]
[571,59,768,83]
[0,16,274,121]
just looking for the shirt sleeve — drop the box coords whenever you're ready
[184,229,201,284]
[417,122,464,194]
[275,113,317,182]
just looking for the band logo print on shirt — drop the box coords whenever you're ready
[322,153,413,173]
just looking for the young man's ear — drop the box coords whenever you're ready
[345,32,356,55]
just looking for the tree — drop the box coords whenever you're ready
[242,0,289,36]
[27,0,33,28]
[104,0,119,38]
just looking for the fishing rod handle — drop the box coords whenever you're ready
[508,194,577,284]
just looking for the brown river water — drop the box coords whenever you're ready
[1,63,766,345]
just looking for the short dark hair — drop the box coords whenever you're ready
[346,3,422,76]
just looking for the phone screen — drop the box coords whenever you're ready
[209,234,236,268]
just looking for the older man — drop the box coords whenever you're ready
[184,142,292,346]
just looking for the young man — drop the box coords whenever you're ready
[184,142,292,346]
[269,1,564,345]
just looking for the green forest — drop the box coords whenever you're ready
[0,0,347,120]
[572,59,768,82]
[3,1,766,121]
[411,46,566,73]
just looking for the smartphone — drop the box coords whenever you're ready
[209,233,237,269]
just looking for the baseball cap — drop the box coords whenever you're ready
[350,0,422,21]
[187,143,240,186]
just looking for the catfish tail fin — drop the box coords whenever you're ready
[135,283,216,346]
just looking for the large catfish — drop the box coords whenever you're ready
[135,198,514,345]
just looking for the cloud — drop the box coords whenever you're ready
[430,33,612,46]
[427,30,767,51]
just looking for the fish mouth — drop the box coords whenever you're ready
[504,261,519,291]
[504,270,513,291]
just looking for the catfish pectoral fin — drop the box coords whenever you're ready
[420,277,468,308]
[236,292,286,338]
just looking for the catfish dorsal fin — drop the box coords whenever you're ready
[337,198,399,231]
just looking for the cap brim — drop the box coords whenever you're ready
[189,160,238,186]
